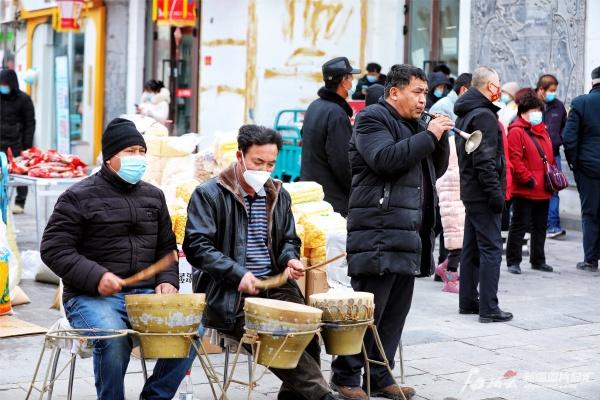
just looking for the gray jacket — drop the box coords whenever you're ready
[429,90,458,121]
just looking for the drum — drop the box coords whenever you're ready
[125,293,205,358]
[309,291,375,355]
[244,298,322,369]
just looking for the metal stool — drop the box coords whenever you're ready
[25,328,144,400]
[220,333,253,388]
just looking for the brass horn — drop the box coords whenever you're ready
[423,112,482,154]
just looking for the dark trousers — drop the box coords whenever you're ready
[435,205,448,263]
[501,200,512,231]
[15,186,28,207]
[331,274,415,390]
[459,203,502,315]
[506,197,549,266]
[223,281,330,400]
[575,172,600,264]
[447,248,462,272]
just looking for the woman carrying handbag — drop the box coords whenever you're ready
[506,91,557,274]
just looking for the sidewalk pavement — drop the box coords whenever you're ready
[1,209,599,399]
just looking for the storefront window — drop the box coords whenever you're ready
[406,0,460,75]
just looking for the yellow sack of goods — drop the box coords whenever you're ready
[292,201,333,222]
[146,134,200,157]
[296,224,305,258]
[171,209,188,245]
[283,182,324,204]
[176,180,200,204]
[214,132,238,165]
[308,246,326,265]
[302,212,346,250]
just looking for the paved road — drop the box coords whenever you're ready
[1,210,598,399]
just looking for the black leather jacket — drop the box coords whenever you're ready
[183,163,301,331]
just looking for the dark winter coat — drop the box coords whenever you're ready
[183,163,301,331]
[454,87,506,212]
[40,166,179,303]
[346,99,450,277]
[563,84,600,179]
[352,74,387,100]
[507,117,554,200]
[301,87,353,216]
[426,72,452,110]
[543,98,567,156]
[0,69,35,154]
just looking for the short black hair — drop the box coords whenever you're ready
[536,74,558,91]
[517,91,545,116]
[324,73,347,90]
[144,79,164,93]
[433,64,451,76]
[384,64,427,98]
[453,73,472,94]
[237,124,283,153]
[366,62,382,73]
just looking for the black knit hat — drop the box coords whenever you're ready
[592,66,600,80]
[102,118,146,161]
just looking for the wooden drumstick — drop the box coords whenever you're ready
[255,252,346,290]
[120,250,178,287]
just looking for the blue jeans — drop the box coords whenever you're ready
[547,154,562,231]
[64,288,199,400]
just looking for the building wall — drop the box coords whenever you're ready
[469,0,586,105]
[584,0,600,92]
[103,0,129,126]
[197,0,404,143]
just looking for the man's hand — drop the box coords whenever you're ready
[155,283,178,294]
[238,272,259,295]
[97,272,123,296]
[427,113,454,140]
[286,259,305,280]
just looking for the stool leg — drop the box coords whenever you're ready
[26,339,49,400]
[67,354,76,400]
[141,356,148,382]
[399,340,405,384]
[223,344,229,387]
[246,354,252,385]
[47,347,62,400]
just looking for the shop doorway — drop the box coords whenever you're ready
[145,18,199,135]
[404,0,460,75]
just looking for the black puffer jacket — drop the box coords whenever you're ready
[301,87,353,216]
[183,164,301,331]
[454,87,506,210]
[563,84,600,179]
[346,99,449,277]
[41,166,178,303]
[0,69,35,154]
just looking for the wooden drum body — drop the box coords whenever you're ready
[125,293,205,358]
[244,298,322,369]
[309,291,374,355]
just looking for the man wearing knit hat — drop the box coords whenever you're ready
[40,118,193,400]
[563,67,600,272]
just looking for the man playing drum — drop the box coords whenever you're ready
[184,124,338,400]
[40,118,194,400]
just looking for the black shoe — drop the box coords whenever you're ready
[532,263,553,272]
[479,310,513,323]
[576,261,599,272]
[459,301,479,314]
[508,264,521,274]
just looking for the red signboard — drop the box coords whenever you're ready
[153,0,197,27]
[176,88,192,98]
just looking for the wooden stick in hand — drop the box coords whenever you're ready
[120,250,178,287]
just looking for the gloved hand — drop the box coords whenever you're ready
[488,195,505,214]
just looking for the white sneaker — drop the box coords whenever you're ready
[12,205,24,215]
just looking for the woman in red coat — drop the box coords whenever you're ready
[506,91,555,274]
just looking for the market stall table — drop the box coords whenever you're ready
[9,174,86,247]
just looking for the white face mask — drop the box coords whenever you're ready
[241,153,271,193]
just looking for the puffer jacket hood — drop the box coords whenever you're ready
[428,72,451,92]
[0,69,19,92]
[454,87,501,117]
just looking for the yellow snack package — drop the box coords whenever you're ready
[0,247,12,315]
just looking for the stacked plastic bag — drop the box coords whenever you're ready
[283,181,324,204]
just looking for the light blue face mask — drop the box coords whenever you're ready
[0,86,10,95]
[500,93,511,104]
[366,75,378,83]
[529,111,543,126]
[434,89,444,98]
[116,155,147,184]
[545,92,556,103]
